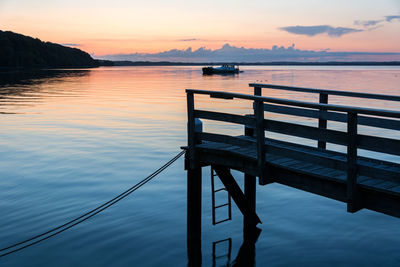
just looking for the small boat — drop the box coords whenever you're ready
[202,64,240,75]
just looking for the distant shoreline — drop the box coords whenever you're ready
[99,60,400,67]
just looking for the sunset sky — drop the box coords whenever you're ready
[1,0,399,61]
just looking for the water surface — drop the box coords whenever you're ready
[0,66,399,266]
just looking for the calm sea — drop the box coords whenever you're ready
[0,66,399,266]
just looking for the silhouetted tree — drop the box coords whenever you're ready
[0,30,99,68]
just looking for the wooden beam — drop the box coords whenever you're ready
[187,92,196,169]
[255,98,267,184]
[213,165,262,226]
[249,83,400,102]
[197,132,256,147]
[194,109,255,127]
[318,93,328,149]
[187,166,202,265]
[244,174,256,232]
[244,123,257,239]
[347,112,362,212]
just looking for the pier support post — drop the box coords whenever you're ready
[244,121,257,239]
[347,112,361,212]
[244,174,257,240]
[187,165,202,266]
[186,92,203,265]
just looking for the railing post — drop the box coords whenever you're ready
[347,112,361,212]
[254,97,266,185]
[254,86,261,97]
[187,92,196,167]
[186,91,202,265]
[318,93,328,149]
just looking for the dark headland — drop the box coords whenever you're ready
[0,30,98,69]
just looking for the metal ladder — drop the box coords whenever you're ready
[212,238,232,267]
[211,166,232,225]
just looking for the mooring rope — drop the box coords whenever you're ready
[0,150,185,258]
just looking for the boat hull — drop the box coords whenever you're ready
[202,67,240,75]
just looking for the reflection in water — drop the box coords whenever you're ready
[0,69,90,88]
[0,69,90,87]
[210,227,262,267]
[232,227,261,267]
[212,238,232,267]
[0,69,91,113]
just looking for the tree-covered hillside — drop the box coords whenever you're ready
[0,30,98,68]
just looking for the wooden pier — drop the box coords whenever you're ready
[185,83,400,264]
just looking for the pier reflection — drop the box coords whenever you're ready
[188,227,262,267]
[232,227,261,267]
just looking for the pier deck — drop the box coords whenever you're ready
[198,136,400,217]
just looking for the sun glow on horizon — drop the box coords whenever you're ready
[1,0,399,58]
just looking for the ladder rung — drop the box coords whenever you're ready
[211,166,232,226]
[214,254,230,259]
[215,218,231,225]
[213,238,231,245]
[215,203,229,209]
[214,188,227,193]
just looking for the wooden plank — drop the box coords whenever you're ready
[249,83,400,102]
[268,157,295,166]
[255,99,267,184]
[390,186,400,193]
[195,109,255,127]
[358,134,400,156]
[347,112,361,213]
[269,164,348,202]
[264,119,348,145]
[265,142,347,170]
[264,136,400,182]
[263,102,346,122]
[358,116,400,131]
[374,181,398,190]
[280,158,302,168]
[264,103,320,118]
[213,165,262,225]
[197,132,256,147]
[264,135,399,184]
[360,178,388,188]
[358,161,400,183]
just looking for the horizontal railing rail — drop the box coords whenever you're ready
[249,83,400,102]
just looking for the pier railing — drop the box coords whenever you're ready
[186,86,400,211]
[249,83,400,149]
